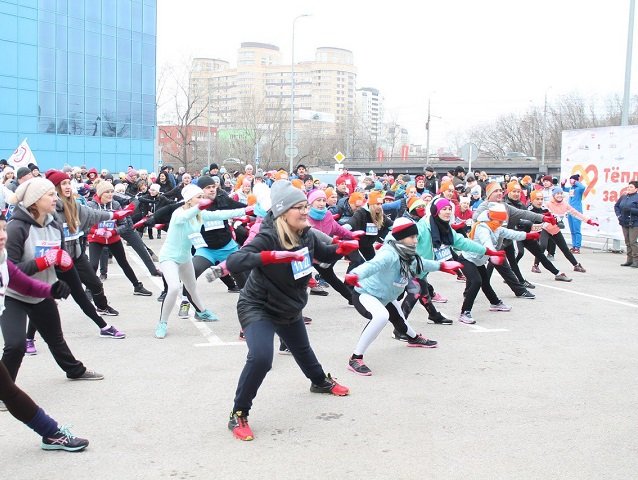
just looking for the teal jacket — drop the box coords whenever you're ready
[352,242,440,305]
[415,216,487,277]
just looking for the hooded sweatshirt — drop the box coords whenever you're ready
[6,204,63,304]
[462,210,526,266]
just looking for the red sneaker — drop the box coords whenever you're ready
[228,411,254,441]
[310,373,350,396]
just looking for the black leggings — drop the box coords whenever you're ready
[460,257,501,312]
[89,240,139,286]
[0,360,38,423]
[1,297,86,381]
[537,230,578,266]
[27,264,107,340]
[505,240,559,283]
[314,262,352,302]
[400,276,440,319]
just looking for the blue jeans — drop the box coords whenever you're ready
[568,215,582,248]
[232,316,326,414]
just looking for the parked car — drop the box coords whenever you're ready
[310,170,365,188]
[504,152,536,161]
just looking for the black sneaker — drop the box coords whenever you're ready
[428,312,453,325]
[309,373,349,396]
[407,334,438,348]
[41,426,89,452]
[133,282,152,296]
[516,290,536,299]
[227,286,241,293]
[348,357,372,376]
[522,280,535,289]
[392,329,409,341]
[99,273,107,281]
[68,370,104,381]
[157,291,167,302]
[96,305,119,316]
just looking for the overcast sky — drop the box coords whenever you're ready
[157,0,636,151]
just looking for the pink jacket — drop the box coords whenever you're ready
[308,213,354,239]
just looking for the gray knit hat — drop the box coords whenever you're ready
[270,180,307,218]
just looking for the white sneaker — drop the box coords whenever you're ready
[458,311,476,324]
[489,301,512,312]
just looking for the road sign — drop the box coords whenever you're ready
[460,143,479,162]
[334,151,345,163]
[284,145,299,158]
[285,131,298,143]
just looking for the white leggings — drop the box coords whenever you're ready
[353,293,417,356]
[159,260,206,323]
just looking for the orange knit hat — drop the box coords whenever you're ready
[439,181,453,194]
[529,190,542,202]
[324,187,335,198]
[246,194,257,206]
[348,192,365,208]
[367,191,383,205]
[506,180,520,193]
[291,179,304,190]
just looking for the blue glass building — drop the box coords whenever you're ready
[0,0,156,172]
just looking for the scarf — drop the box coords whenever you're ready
[469,220,502,240]
[429,215,454,249]
[387,239,423,281]
[308,207,328,221]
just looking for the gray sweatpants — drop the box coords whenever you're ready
[159,260,206,323]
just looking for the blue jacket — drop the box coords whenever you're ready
[564,181,585,210]
[614,191,638,227]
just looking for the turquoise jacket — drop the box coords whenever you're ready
[415,216,486,277]
[352,242,440,305]
[159,205,245,264]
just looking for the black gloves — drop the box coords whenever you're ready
[51,280,71,299]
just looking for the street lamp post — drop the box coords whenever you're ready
[425,97,431,166]
[289,14,310,174]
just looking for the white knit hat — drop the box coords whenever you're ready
[181,184,203,203]
[12,177,55,207]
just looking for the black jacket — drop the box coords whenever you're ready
[346,207,391,259]
[226,212,340,327]
[200,193,246,250]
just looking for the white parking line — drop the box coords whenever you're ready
[127,245,243,346]
[467,325,510,333]
[532,282,638,309]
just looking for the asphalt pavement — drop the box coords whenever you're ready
[1,237,637,480]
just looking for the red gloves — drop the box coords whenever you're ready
[244,205,255,216]
[35,248,73,272]
[586,219,599,226]
[439,260,464,275]
[336,240,359,256]
[451,222,466,230]
[154,224,166,230]
[344,273,361,287]
[260,250,305,265]
[485,248,505,257]
[373,242,383,250]
[198,198,213,211]
[332,213,341,221]
[489,255,506,266]
[349,230,365,240]
[526,231,541,241]
[542,214,557,225]
[112,203,135,221]
[132,216,148,229]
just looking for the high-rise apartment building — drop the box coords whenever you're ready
[356,87,384,142]
[189,42,358,137]
[0,0,157,171]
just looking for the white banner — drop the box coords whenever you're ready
[7,139,37,169]
[561,126,638,240]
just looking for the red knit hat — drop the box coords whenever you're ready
[391,217,419,241]
[45,169,70,187]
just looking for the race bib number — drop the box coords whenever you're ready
[98,220,116,229]
[34,240,60,258]
[365,222,378,236]
[188,232,207,249]
[433,245,453,261]
[291,247,312,280]
[62,223,82,241]
[569,190,575,197]
[204,220,225,231]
